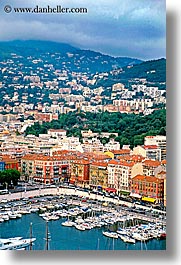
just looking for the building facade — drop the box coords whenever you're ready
[131,174,164,203]
[70,160,90,187]
[89,162,108,190]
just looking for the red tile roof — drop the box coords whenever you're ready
[120,155,144,162]
[119,161,135,167]
[91,161,108,167]
[161,159,167,164]
[112,149,130,154]
[132,174,164,183]
[143,159,161,167]
[144,145,158,149]
[108,160,119,165]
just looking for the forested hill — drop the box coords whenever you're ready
[0,40,142,74]
[94,58,166,89]
[25,109,166,148]
[117,58,166,83]
[94,58,166,90]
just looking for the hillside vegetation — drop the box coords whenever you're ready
[25,109,166,148]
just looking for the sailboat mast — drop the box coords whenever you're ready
[113,237,114,250]
[97,238,100,250]
[29,222,33,250]
[46,221,49,250]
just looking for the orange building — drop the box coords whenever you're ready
[142,159,161,176]
[1,155,19,171]
[131,174,164,203]
[111,149,131,159]
[21,154,70,184]
[34,112,58,122]
[70,159,90,187]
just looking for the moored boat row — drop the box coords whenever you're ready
[102,221,166,244]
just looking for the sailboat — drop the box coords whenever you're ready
[102,231,118,239]
[61,215,75,227]
[140,239,147,250]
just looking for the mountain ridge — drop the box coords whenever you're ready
[0,39,141,60]
[0,39,143,69]
[0,40,165,77]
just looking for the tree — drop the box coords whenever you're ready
[24,109,166,145]
[0,169,20,188]
[133,136,144,146]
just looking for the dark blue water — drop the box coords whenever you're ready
[0,214,166,250]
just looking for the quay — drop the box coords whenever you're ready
[0,186,166,250]
[0,186,166,226]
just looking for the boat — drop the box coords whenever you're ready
[60,212,68,218]
[14,212,22,218]
[119,235,136,244]
[74,224,86,231]
[1,214,10,221]
[30,208,39,213]
[48,214,59,221]
[61,220,75,227]
[18,209,31,215]
[132,232,148,241]
[8,212,18,219]
[0,237,36,250]
[102,231,118,239]
[117,228,127,235]
[159,233,166,239]
[82,222,93,230]
[75,216,84,224]
[61,214,75,227]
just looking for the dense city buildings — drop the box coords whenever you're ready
[11,131,165,206]
[0,115,166,206]
[0,42,166,207]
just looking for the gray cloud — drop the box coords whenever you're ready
[0,0,166,60]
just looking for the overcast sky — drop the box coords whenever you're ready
[0,0,166,60]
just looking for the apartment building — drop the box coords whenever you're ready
[21,155,70,184]
[133,145,162,161]
[89,161,108,190]
[107,160,134,193]
[130,174,164,203]
[70,159,90,187]
[47,129,66,138]
[144,135,166,160]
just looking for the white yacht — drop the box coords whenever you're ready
[74,224,86,231]
[102,231,118,239]
[61,220,75,227]
[119,234,136,244]
[0,237,36,250]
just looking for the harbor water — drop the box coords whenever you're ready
[0,213,166,250]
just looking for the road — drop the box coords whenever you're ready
[0,186,166,215]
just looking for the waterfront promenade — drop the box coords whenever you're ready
[0,186,166,226]
[0,187,129,206]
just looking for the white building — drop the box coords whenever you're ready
[47,129,67,138]
[144,135,166,160]
[104,139,120,151]
[82,138,104,153]
[107,160,134,192]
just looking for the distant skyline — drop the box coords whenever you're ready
[0,0,166,60]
